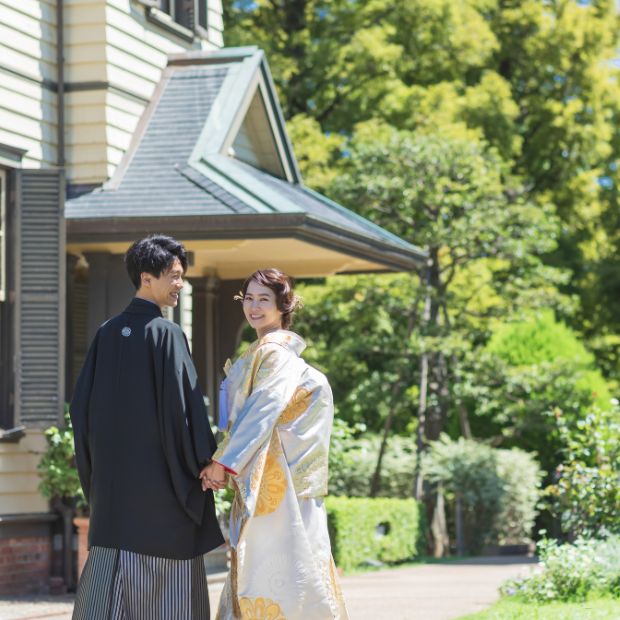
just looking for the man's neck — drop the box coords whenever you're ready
[135,293,162,309]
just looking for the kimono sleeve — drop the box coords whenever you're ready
[213,343,299,476]
[156,325,217,525]
[69,330,100,503]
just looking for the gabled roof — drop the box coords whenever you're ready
[66,47,425,274]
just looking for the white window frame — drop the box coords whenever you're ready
[140,0,208,37]
[0,169,6,303]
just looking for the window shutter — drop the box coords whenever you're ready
[14,169,65,427]
[0,170,6,303]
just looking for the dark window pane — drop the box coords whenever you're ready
[197,0,208,29]
[175,0,194,29]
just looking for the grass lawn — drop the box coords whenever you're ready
[459,597,620,619]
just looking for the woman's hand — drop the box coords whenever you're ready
[200,462,227,491]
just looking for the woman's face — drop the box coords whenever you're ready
[243,280,283,335]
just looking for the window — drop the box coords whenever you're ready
[196,0,207,31]
[145,0,208,34]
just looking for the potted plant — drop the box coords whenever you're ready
[37,406,87,589]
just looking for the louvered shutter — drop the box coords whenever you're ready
[14,169,65,427]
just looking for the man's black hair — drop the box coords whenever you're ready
[125,235,188,290]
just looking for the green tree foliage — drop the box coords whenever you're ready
[225,1,620,537]
[224,0,620,385]
[454,312,613,475]
[329,128,563,440]
[295,274,420,433]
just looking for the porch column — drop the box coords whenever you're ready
[190,276,220,425]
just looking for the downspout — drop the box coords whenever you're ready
[56,0,73,593]
[56,0,65,169]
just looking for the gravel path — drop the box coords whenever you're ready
[0,556,537,620]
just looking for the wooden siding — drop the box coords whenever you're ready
[0,1,224,183]
[0,0,224,515]
[0,0,58,168]
[207,0,224,47]
[0,432,48,515]
[63,0,223,185]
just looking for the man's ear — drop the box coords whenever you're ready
[140,272,151,288]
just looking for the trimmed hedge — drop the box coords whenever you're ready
[325,496,424,571]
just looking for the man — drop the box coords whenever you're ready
[70,235,225,620]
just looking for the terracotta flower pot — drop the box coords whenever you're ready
[73,517,90,580]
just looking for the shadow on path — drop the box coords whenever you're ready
[450,555,538,566]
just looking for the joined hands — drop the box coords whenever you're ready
[200,461,227,491]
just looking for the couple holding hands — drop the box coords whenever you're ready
[70,235,348,620]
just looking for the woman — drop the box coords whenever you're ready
[202,268,348,620]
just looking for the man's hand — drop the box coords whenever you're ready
[200,462,227,491]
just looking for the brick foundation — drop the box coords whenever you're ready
[0,513,58,596]
[0,535,51,595]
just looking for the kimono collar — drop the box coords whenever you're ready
[258,330,306,357]
[124,297,163,318]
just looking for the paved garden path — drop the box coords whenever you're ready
[0,556,537,620]
[339,555,537,620]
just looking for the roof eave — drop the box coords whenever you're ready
[66,213,425,272]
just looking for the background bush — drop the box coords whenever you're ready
[325,496,424,572]
[328,419,416,498]
[496,449,545,545]
[544,404,620,539]
[422,436,542,552]
[501,536,620,603]
[462,312,614,477]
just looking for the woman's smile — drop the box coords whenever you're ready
[243,280,283,337]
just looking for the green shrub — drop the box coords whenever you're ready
[38,407,86,508]
[501,536,620,603]
[328,419,416,497]
[496,449,545,545]
[544,404,620,538]
[325,496,424,571]
[467,312,614,479]
[422,435,542,552]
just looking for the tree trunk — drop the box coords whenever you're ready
[424,351,450,441]
[372,306,418,497]
[431,485,449,557]
[414,261,432,500]
[458,403,473,438]
[370,407,393,497]
[414,348,428,502]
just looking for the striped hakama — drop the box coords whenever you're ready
[73,546,210,620]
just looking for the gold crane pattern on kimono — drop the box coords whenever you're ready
[213,330,348,620]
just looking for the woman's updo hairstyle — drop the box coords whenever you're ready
[237,268,302,329]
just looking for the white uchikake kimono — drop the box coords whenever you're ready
[213,330,348,620]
